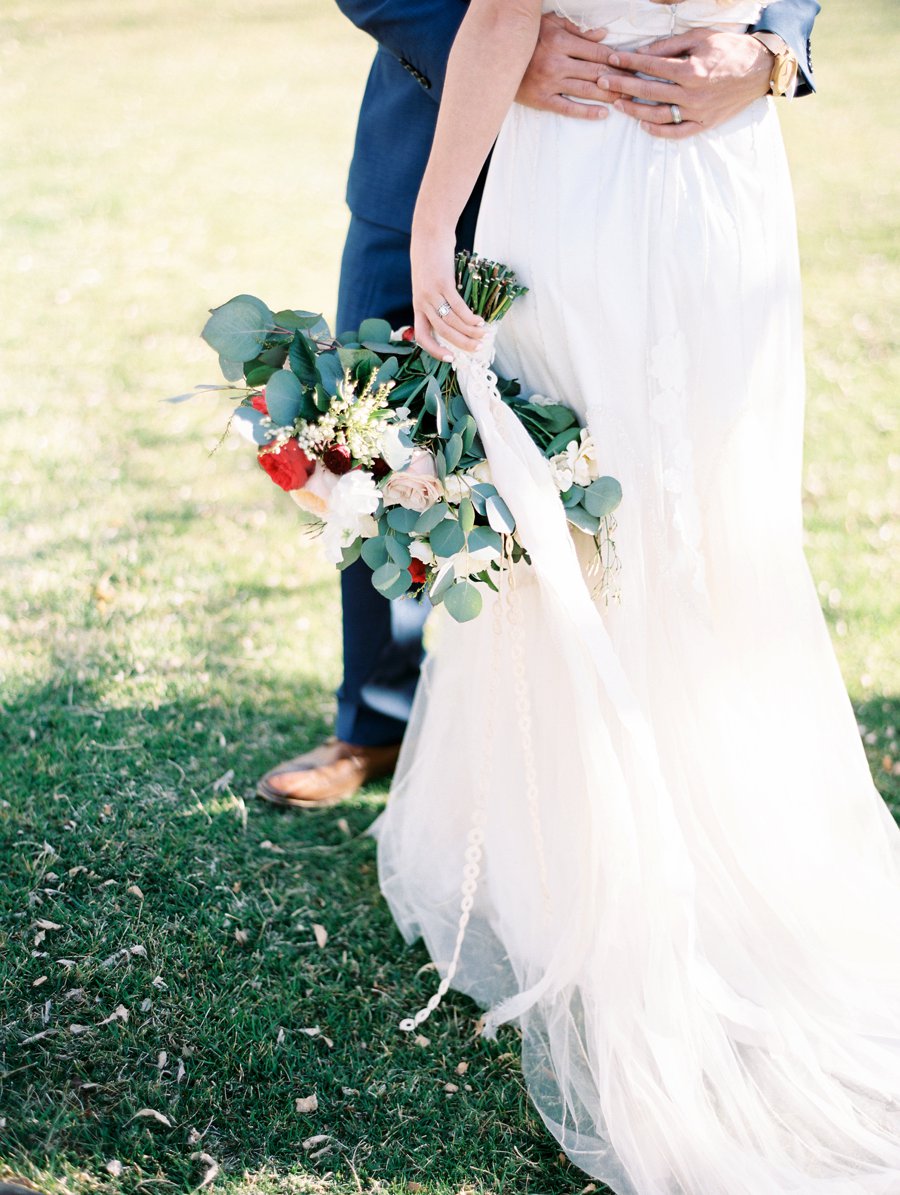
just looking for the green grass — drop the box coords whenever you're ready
[0,1,897,1193]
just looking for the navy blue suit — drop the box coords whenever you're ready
[333,0,820,746]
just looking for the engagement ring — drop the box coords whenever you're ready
[437,301,452,319]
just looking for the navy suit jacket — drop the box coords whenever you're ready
[336,0,820,235]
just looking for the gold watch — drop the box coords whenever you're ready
[752,32,800,98]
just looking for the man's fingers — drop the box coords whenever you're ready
[606,47,690,79]
[602,72,683,105]
[561,78,611,102]
[544,95,609,121]
[634,31,704,59]
[641,118,704,141]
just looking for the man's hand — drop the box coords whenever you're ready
[517,14,630,121]
[599,29,774,139]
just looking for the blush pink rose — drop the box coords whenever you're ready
[381,449,443,513]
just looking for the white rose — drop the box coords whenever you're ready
[573,429,601,485]
[467,460,493,485]
[443,473,470,505]
[289,464,340,519]
[409,541,435,566]
[381,449,443,513]
[548,452,575,493]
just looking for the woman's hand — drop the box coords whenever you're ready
[411,221,486,362]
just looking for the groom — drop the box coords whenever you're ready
[257,0,820,809]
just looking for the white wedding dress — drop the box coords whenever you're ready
[371,2,900,1191]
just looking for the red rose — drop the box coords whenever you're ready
[250,390,268,415]
[258,438,314,491]
[401,326,416,343]
[371,457,391,481]
[323,444,353,475]
[408,559,427,586]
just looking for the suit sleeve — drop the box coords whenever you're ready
[750,0,821,96]
[334,0,468,104]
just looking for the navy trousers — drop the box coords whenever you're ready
[333,192,482,746]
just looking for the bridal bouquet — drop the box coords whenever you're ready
[173,254,621,622]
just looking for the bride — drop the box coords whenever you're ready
[370,1,900,1191]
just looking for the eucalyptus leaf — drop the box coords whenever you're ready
[265,370,304,427]
[218,355,246,383]
[374,357,399,387]
[361,536,389,570]
[416,501,449,535]
[386,506,420,533]
[444,580,483,623]
[429,562,456,604]
[566,506,601,536]
[466,525,502,554]
[245,363,277,388]
[372,563,403,594]
[584,476,623,518]
[358,318,392,344]
[232,406,272,446]
[202,295,273,361]
[382,569,413,600]
[385,536,412,568]
[486,494,516,535]
[561,484,585,509]
[444,433,464,474]
[430,517,466,558]
[458,496,476,534]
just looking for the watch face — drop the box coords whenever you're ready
[774,55,798,95]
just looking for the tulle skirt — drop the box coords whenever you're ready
[371,84,900,1195]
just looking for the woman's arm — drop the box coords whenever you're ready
[411,0,543,360]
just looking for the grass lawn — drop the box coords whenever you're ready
[0,1,897,1193]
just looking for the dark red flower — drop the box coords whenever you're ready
[408,558,427,586]
[371,457,391,481]
[257,438,314,491]
[250,390,268,415]
[323,444,353,475]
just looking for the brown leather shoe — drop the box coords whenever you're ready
[255,737,401,809]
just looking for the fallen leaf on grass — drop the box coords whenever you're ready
[105,1160,124,1178]
[312,923,328,949]
[69,1023,91,1034]
[130,1108,173,1127]
[35,919,62,931]
[234,928,248,945]
[57,959,77,968]
[152,975,168,989]
[336,817,351,836]
[127,885,145,899]
[99,1004,129,1026]
[414,1034,430,1048]
[158,1051,168,1069]
[302,1133,330,1151]
[260,839,286,854]
[22,1028,55,1045]
[190,1151,219,1189]
[32,976,47,988]
[455,1060,469,1075]
[295,1093,318,1114]
[444,1082,459,1094]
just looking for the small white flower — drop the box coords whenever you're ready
[446,544,501,579]
[548,430,601,491]
[528,393,562,409]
